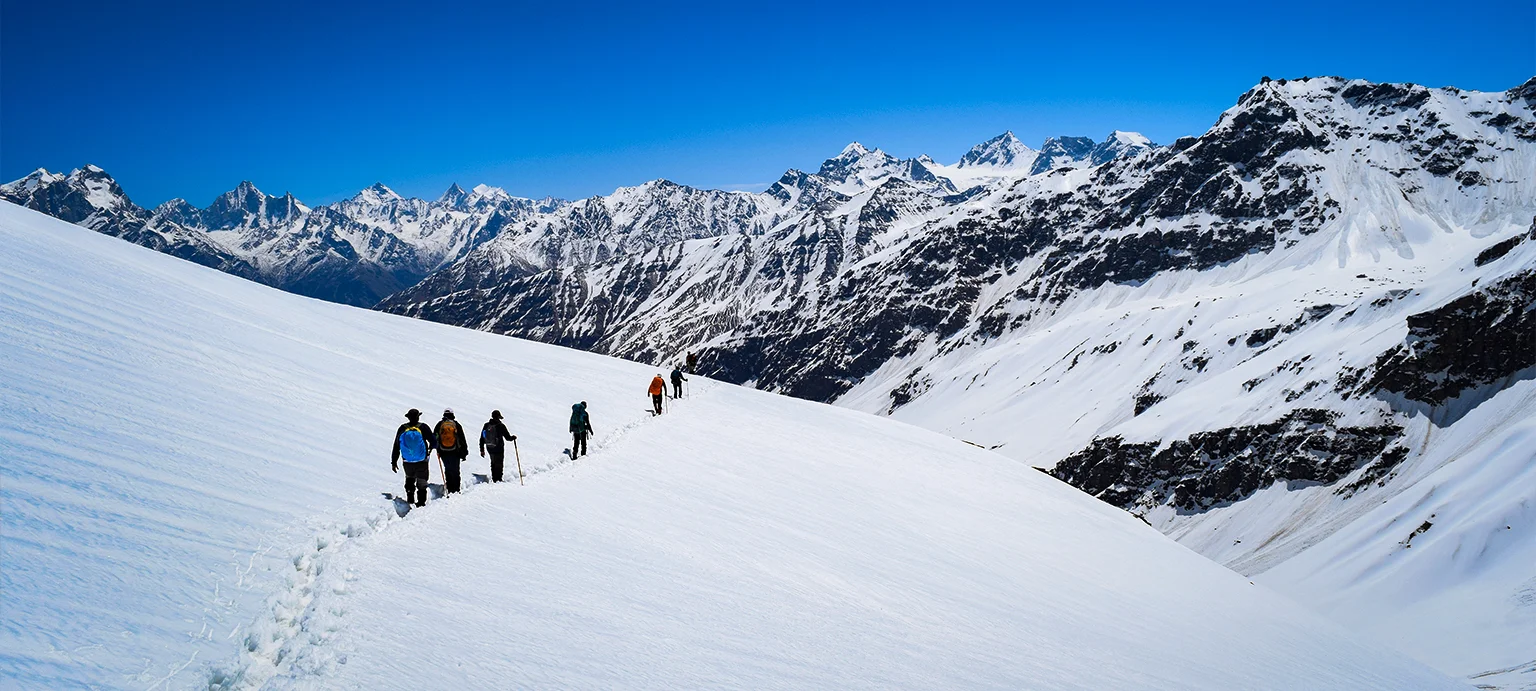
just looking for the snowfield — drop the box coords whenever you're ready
[0,201,1463,689]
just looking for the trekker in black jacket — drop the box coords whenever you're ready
[670,366,687,398]
[479,410,517,483]
[569,402,592,459]
[434,409,469,494]
[391,408,437,507]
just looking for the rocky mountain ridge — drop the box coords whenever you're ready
[4,129,1127,307]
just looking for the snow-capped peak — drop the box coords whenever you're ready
[358,182,402,204]
[65,165,131,210]
[1088,131,1156,165]
[817,142,902,191]
[152,198,202,226]
[957,131,1036,169]
[1027,136,1098,174]
[1,168,65,194]
[839,141,871,157]
[440,182,469,205]
[1106,130,1152,147]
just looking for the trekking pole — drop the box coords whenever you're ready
[513,438,524,486]
[437,452,446,497]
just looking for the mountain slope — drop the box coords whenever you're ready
[374,75,1536,685]
[0,201,1459,690]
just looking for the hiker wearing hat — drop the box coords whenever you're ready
[479,410,517,483]
[392,409,438,507]
[435,409,469,494]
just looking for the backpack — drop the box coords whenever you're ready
[481,421,503,449]
[570,406,588,432]
[440,421,459,449]
[399,426,428,462]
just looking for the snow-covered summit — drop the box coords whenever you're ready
[439,182,469,206]
[956,130,1038,169]
[1088,130,1155,165]
[1028,135,1098,174]
[0,167,65,194]
[199,180,307,230]
[355,181,403,204]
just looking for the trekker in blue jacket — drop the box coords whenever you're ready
[392,408,437,507]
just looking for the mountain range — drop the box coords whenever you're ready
[1,127,1136,309]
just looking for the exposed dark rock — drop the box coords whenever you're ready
[1369,269,1536,424]
[1475,234,1527,266]
[1052,409,1405,512]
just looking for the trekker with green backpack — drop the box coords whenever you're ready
[392,408,438,507]
[435,409,469,494]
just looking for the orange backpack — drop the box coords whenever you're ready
[440,421,459,448]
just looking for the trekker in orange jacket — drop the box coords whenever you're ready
[649,374,667,415]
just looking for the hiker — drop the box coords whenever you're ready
[685,351,698,374]
[570,401,592,458]
[649,374,667,415]
[435,409,469,494]
[391,408,438,507]
[479,410,516,483]
[670,366,687,398]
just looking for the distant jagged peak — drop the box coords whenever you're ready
[154,197,194,213]
[207,180,268,211]
[957,131,1036,169]
[821,141,897,171]
[1089,131,1156,165]
[1,167,66,194]
[1028,136,1098,175]
[0,165,135,215]
[64,164,133,209]
[151,198,201,225]
[357,182,403,204]
[466,183,518,204]
[818,142,905,191]
[1104,130,1152,147]
[440,182,469,205]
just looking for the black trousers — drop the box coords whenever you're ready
[572,431,588,458]
[672,381,682,397]
[442,454,464,494]
[652,393,664,415]
[487,446,505,482]
[403,461,429,506]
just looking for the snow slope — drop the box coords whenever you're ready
[0,201,1460,689]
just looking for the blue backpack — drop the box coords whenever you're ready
[399,426,428,462]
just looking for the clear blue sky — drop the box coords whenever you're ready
[3,1,1532,207]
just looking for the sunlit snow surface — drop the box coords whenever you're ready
[0,202,1461,689]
